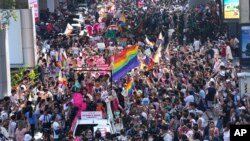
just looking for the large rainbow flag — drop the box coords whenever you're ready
[112,46,139,81]
[126,79,134,97]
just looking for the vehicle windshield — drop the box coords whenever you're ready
[74,124,98,137]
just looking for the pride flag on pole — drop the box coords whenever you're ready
[126,79,134,97]
[112,46,139,81]
[153,44,162,63]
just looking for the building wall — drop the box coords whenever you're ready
[38,0,47,10]
[240,0,250,24]
[188,0,212,9]
[10,9,37,68]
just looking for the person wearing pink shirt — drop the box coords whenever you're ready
[15,120,30,141]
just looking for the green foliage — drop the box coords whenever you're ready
[11,67,39,87]
[0,0,16,26]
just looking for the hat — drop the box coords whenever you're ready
[24,134,32,141]
[219,71,225,76]
[239,106,246,110]
[20,85,26,91]
[137,90,143,94]
[210,78,215,82]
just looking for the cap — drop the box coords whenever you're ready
[239,106,246,110]
[24,134,32,141]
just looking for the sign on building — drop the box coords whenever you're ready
[28,0,39,22]
[238,72,250,97]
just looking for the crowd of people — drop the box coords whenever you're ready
[1,0,250,141]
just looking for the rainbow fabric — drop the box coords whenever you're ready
[144,56,155,70]
[126,79,134,97]
[58,70,68,86]
[153,44,162,63]
[112,46,139,81]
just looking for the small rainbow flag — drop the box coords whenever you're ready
[126,79,134,97]
[58,70,68,87]
[123,14,126,23]
[144,56,155,70]
[153,44,162,63]
[60,50,67,68]
[112,46,139,81]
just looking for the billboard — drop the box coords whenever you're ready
[241,25,250,58]
[240,24,250,70]
[224,0,240,19]
[28,0,39,22]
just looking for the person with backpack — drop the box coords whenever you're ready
[39,110,52,140]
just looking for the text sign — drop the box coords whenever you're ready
[230,125,250,140]
[81,111,102,119]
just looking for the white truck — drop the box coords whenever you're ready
[72,101,123,138]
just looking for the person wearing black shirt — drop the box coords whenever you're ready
[206,82,216,109]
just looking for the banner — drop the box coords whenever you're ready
[28,0,39,22]
[224,0,240,19]
[81,111,103,119]
[240,25,250,70]
[241,25,250,58]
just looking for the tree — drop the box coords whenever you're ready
[0,0,16,26]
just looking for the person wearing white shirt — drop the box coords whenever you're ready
[161,125,173,141]
[52,116,61,141]
[8,115,17,139]
[39,111,52,130]
[193,38,201,51]
[0,121,9,140]
[184,92,194,107]
[226,44,233,61]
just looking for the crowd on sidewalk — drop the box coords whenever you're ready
[1,0,250,141]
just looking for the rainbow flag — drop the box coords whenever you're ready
[126,79,134,96]
[58,49,67,69]
[112,46,139,81]
[123,14,126,23]
[144,56,155,70]
[58,70,68,87]
[153,44,162,63]
[126,79,134,97]
[61,50,67,68]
